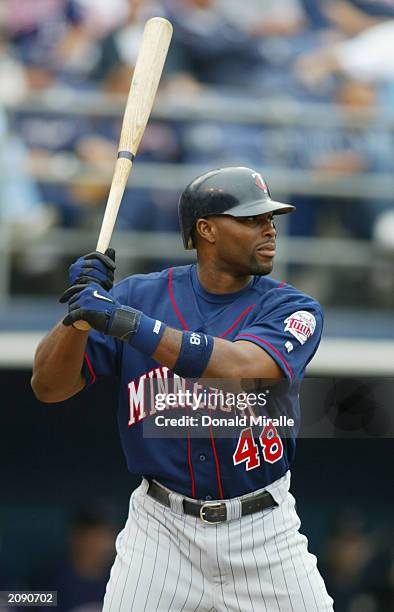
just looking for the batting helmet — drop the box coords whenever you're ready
[178,166,295,249]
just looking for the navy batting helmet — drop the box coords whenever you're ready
[178,166,295,249]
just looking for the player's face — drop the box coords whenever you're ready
[209,212,277,276]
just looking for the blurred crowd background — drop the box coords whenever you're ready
[0,0,393,611]
[0,0,393,304]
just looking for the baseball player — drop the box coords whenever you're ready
[32,166,334,611]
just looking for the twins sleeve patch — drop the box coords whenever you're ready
[284,310,316,345]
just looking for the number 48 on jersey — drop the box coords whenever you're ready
[233,425,284,470]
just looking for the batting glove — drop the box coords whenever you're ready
[62,283,141,340]
[67,248,116,292]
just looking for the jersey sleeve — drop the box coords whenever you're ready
[81,331,120,385]
[234,294,323,379]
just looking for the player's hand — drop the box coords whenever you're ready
[69,248,116,291]
[61,282,121,332]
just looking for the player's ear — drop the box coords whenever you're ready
[195,218,216,246]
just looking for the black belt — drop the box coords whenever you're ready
[147,480,277,524]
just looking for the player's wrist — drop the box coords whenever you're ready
[109,307,166,355]
[111,311,215,376]
[173,331,214,378]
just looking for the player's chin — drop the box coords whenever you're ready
[250,257,274,276]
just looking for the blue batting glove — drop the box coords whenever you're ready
[62,283,142,341]
[68,248,116,291]
[62,283,119,332]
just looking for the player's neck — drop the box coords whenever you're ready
[196,262,252,294]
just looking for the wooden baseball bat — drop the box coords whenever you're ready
[74,17,173,330]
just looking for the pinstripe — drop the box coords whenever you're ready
[239,516,256,612]
[187,518,192,560]
[298,493,332,612]
[130,496,150,610]
[156,502,172,610]
[192,523,205,612]
[106,496,135,610]
[227,522,242,611]
[296,536,321,609]
[179,548,193,611]
[179,517,195,611]
[299,540,321,609]
[305,506,333,612]
[106,536,123,610]
[291,499,319,608]
[261,508,281,612]
[251,513,268,612]
[279,501,308,612]
[119,494,146,608]
[215,525,230,612]
[143,501,160,612]
[167,515,185,611]
[117,504,140,608]
[271,507,295,611]
[192,550,205,612]
[291,497,321,611]
[108,493,141,610]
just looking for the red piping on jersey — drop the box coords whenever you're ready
[84,352,96,384]
[168,267,188,330]
[169,269,196,494]
[220,304,256,338]
[209,423,224,499]
[187,431,196,498]
[278,281,286,289]
[235,333,294,378]
[168,266,225,498]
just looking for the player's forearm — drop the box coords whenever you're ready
[153,327,281,379]
[31,322,88,403]
[154,327,240,376]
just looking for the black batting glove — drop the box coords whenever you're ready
[61,283,141,341]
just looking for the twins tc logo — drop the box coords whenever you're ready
[284,311,316,345]
[252,172,268,193]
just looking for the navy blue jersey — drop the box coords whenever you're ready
[82,264,323,500]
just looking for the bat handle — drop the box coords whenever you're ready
[69,226,113,332]
[69,224,111,332]
[70,160,131,332]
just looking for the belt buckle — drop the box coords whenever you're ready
[199,502,225,524]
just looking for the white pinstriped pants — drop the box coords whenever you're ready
[103,473,334,611]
